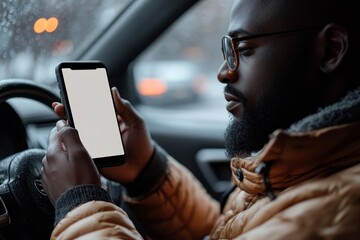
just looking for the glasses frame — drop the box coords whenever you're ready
[222,27,321,71]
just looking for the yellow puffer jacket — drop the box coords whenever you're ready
[51,122,360,239]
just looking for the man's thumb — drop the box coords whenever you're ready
[111,87,143,124]
[56,120,84,152]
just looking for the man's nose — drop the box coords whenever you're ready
[217,61,238,84]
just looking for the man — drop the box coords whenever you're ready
[42,0,360,239]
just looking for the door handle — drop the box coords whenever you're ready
[196,148,231,194]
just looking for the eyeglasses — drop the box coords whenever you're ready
[222,27,320,71]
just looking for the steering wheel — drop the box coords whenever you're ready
[0,79,124,240]
[0,79,60,240]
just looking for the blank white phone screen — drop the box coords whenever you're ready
[62,68,124,159]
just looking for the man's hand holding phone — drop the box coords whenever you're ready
[52,87,154,184]
[42,120,102,205]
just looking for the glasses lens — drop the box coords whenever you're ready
[222,37,237,71]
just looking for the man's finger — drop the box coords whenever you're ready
[111,87,144,125]
[47,126,63,154]
[51,102,60,108]
[52,102,66,119]
[56,120,85,154]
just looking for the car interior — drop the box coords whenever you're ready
[0,0,234,239]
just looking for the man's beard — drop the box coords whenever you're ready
[224,84,313,158]
[225,108,265,158]
[224,96,273,158]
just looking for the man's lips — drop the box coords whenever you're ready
[224,92,243,116]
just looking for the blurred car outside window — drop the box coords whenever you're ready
[0,0,133,85]
[133,0,234,123]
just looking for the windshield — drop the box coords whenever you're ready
[0,0,132,85]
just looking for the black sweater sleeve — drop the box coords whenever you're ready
[54,184,112,226]
[121,145,169,198]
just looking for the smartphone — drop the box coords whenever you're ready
[55,61,126,168]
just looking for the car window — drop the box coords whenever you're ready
[0,0,133,85]
[133,0,234,123]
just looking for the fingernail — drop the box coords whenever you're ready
[56,120,67,130]
[112,87,121,98]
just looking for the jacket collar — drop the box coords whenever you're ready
[230,86,360,196]
[231,123,360,195]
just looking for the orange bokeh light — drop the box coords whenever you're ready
[46,17,59,33]
[34,17,59,34]
[34,18,47,34]
[137,78,167,96]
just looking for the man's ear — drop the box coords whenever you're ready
[317,23,349,73]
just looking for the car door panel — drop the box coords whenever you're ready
[141,110,231,200]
